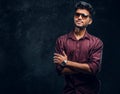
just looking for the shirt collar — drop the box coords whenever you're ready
[67,30,90,40]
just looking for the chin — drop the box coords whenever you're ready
[76,25,83,28]
[75,23,83,27]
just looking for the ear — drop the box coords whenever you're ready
[88,18,93,25]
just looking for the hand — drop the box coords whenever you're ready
[53,51,67,65]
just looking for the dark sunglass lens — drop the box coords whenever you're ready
[75,13,80,17]
[75,13,89,19]
[81,14,88,18]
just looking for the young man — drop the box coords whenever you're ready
[53,1,103,94]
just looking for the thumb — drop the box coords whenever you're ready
[62,51,66,56]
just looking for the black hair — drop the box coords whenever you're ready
[75,1,95,18]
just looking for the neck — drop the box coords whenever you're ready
[74,27,86,36]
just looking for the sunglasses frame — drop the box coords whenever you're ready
[74,13,91,19]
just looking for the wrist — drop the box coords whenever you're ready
[61,60,68,67]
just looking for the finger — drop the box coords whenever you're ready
[54,53,63,56]
[54,53,60,55]
[53,59,60,63]
[53,58,59,61]
[53,56,61,60]
[54,53,62,57]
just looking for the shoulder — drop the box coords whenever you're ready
[88,33,103,47]
[56,33,68,42]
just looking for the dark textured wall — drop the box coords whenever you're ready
[0,0,119,94]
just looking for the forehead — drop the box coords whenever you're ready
[75,9,90,15]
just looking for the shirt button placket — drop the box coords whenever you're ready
[76,41,79,50]
[75,41,80,61]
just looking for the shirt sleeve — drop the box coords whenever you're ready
[54,37,64,75]
[88,40,103,74]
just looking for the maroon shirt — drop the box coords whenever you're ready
[55,31,103,94]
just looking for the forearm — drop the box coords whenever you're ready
[61,61,92,75]
[61,67,78,75]
[66,60,91,73]
[54,52,92,74]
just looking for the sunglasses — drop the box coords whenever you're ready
[74,13,90,19]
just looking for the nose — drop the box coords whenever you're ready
[78,15,82,19]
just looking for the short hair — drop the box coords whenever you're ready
[75,1,95,18]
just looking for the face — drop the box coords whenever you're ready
[74,9,92,28]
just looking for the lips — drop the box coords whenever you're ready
[76,21,83,25]
[77,22,82,24]
[77,20,83,23]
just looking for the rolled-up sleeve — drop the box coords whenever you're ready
[88,40,103,74]
[54,37,64,75]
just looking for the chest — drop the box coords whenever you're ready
[64,39,91,62]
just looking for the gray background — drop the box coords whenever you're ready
[0,0,119,94]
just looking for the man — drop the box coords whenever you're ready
[53,1,103,94]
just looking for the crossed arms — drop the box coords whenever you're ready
[53,39,103,75]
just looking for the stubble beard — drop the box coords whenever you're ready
[75,24,87,31]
